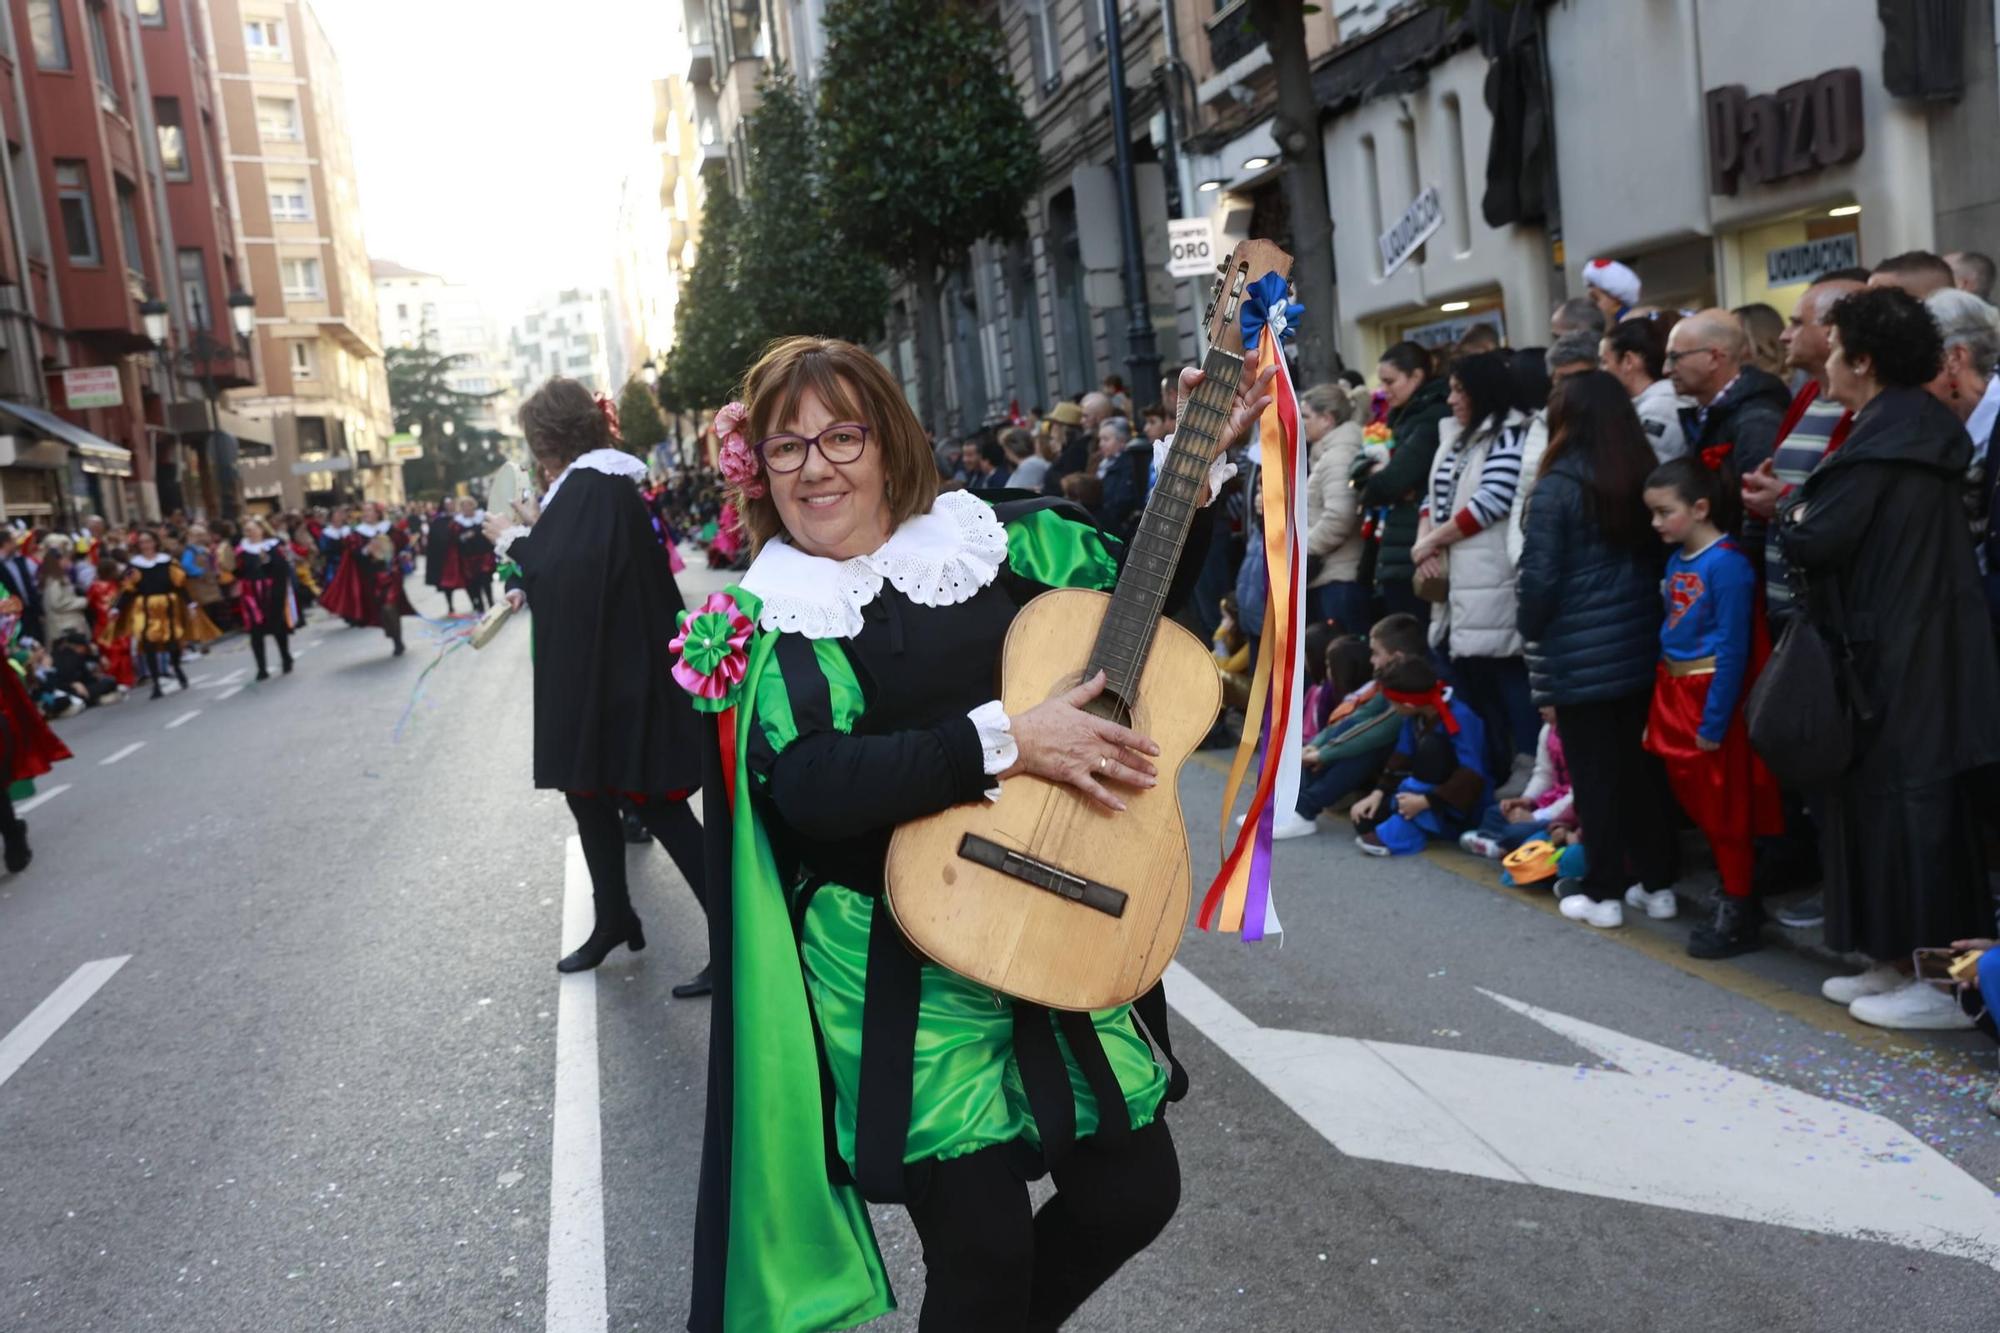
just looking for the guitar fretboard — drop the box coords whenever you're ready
[1086,345,1246,711]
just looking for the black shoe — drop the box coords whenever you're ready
[555,915,646,973]
[174,665,189,689]
[282,659,294,674]
[621,813,649,845]
[392,640,406,657]
[256,669,271,681]
[1688,896,1766,959]
[150,681,164,700]
[3,819,30,873]
[671,965,713,999]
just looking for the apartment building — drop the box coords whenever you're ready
[372,257,517,444]
[210,0,393,512]
[508,289,615,400]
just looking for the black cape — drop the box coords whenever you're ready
[510,467,703,794]
[424,513,455,586]
[1779,387,2000,956]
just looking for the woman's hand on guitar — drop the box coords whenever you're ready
[1001,671,1160,814]
[505,589,525,613]
[1175,361,1279,464]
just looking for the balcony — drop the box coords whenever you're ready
[1206,2,1265,74]
[686,37,715,86]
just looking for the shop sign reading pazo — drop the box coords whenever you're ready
[1706,68,1864,196]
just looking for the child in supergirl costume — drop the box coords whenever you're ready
[1642,455,1783,959]
[679,337,1265,1333]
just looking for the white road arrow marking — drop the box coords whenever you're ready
[1164,961,2000,1272]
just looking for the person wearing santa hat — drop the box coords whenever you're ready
[1584,259,1642,324]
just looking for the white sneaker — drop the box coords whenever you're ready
[1821,962,1905,1006]
[1558,894,1623,929]
[1461,833,1503,859]
[1354,834,1391,858]
[1848,980,1977,1031]
[1271,812,1318,841]
[1623,885,1679,920]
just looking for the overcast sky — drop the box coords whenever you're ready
[315,0,672,323]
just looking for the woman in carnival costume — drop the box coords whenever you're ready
[319,501,414,656]
[117,529,196,699]
[677,335,1270,1332]
[492,379,711,989]
[235,516,298,680]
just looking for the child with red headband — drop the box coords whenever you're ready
[1641,455,1784,956]
[1349,655,1492,856]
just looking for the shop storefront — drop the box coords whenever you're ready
[0,401,136,528]
[1549,0,1957,315]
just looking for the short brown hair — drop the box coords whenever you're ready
[519,377,611,467]
[736,336,938,551]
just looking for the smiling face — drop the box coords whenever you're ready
[766,384,893,562]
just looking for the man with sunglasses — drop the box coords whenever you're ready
[1667,308,1791,476]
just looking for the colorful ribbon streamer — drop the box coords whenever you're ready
[1198,272,1306,941]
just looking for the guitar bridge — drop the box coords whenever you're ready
[957,834,1128,919]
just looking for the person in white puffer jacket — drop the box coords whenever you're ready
[1408,351,1540,792]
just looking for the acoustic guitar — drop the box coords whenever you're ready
[885,238,1294,1011]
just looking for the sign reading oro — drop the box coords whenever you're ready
[1706,68,1864,196]
[1165,217,1217,279]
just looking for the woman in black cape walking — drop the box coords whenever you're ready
[495,377,711,994]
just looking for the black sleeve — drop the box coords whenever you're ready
[750,635,991,841]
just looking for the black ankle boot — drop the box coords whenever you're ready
[3,818,31,873]
[174,663,189,689]
[556,913,645,973]
[670,965,713,999]
[150,679,164,700]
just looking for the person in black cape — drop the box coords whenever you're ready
[494,376,711,993]
[424,504,464,613]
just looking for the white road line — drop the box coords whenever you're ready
[0,956,130,1091]
[184,673,210,687]
[216,685,245,702]
[165,710,201,730]
[545,835,607,1332]
[215,668,248,686]
[98,742,144,766]
[15,784,70,815]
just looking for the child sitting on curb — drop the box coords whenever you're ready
[1273,612,1434,839]
[1460,706,1575,858]
[1349,655,1492,857]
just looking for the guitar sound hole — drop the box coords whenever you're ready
[1082,684,1133,728]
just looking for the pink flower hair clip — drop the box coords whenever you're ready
[713,400,764,498]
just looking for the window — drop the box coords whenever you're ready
[155,97,188,179]
[244,17,286,58]
[267,178,311,220]
[136,0,164,25]
[56,162,101,265]
[116,178,144,278]
[256,96,301,141]
[1080,0,1103,50]
[1024,0,1060,91]
[86,1,117,94]
[290,341,315,379]
[178,249,209,329]
[280,256,322,298]
[28,0,69,70]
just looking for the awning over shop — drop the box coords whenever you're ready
[0,400,135,477]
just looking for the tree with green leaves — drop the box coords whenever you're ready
[738,71,887,350]
[816,0,1039,432]
[662,187,759,416]
[385,340,500,497]
[615,376,667,461]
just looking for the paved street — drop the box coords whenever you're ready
[4,563,1999,1333]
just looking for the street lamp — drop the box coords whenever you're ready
[140,288,258,521]
[641,359,658,389]
[227,288,256,341]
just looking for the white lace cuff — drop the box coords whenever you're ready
[1153,437,1238,506]
[970,699,1015,801]
[494,525,531,559]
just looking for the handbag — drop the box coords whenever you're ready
[1746,574,1872,788]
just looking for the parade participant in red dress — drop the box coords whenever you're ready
[425,504,465,612]
[235,516,298,679]
[0,648,70,871]
[86,557,136,688]
[452,496,494,614]
[319,502,414,655]
[1643,454,1783,959]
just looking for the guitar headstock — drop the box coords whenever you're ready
[1201,239,1295,357]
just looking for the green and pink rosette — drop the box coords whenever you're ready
[672,589,761,712]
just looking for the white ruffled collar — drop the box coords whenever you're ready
[129,553,170,569]
[452,511,485,527]
[354,520,389,537]
[542,448,647,513]
[239,538,281,554]
[739,489,1008,639]
[323,525,351,538]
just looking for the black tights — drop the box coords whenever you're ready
[906,1120,1180,1332]
[565,793,708,939]
[249,627,292,675]
[467,579,491,614]
[146,647,185,690]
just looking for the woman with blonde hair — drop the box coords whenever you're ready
[682,335,1268,1332]
[119,529,194,699]
[235,516,296,679]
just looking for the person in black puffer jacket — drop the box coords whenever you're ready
[1357,342,1452,620]
[1517,371,1679,927]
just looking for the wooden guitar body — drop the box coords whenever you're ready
[884,587,1220,1011]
